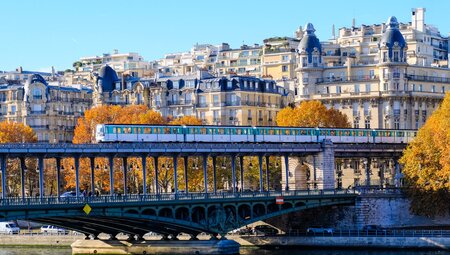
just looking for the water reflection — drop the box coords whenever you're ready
[0,247,449,255]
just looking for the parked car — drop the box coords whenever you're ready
[0,222,20,234]
[307,227,334,234]
[254,225,279,235]
[40,225,68,234]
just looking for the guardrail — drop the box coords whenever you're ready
[0,189,356,206]
[285,229,450,238]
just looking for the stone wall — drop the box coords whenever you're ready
[266,192,450,231]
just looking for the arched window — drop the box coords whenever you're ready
[32,88,42,100]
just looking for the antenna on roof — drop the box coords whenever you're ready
[352,18,356,27]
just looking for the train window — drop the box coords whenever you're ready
[144,128,150,134]
[117,128,122,134]
[330,130,336,136]
[200,128,206,134]
[112,127,117,134]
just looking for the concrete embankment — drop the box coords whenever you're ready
[0,234,81,247]
[230,235,450,250]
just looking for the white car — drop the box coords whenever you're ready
[40,225,68,234]
[0,222,20,234]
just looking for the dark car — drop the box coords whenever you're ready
[254,225,278,235]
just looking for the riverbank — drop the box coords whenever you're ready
[0,233,449,250]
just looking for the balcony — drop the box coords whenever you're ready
[29,125,48,130]
[225,101,241,106]
[405,74,450,83]
[33,95,42,100]
[196,103,208,108]
[30,110,46,115]
[316,75,378,84]
[393,109,401,116]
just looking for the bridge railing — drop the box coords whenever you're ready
[0,189,356,206]
[285,229,450,238]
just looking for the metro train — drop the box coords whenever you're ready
[95,124,417,144]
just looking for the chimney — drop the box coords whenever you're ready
[412,8,426,32]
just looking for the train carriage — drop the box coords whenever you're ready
[95,124,417,144]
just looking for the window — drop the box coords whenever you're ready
[32,88,42,99]
[353,119,359,128]
[354,84,360,93]
[10,105,16,114]
[282,55,289,61]
[393,51,399,62]
[419,84,423,92]
[282,65,288,72]
[364,119,371,129]
[412,84,416,91]
[442,86,445,93]
[432,85,436,93]
[365,84,371,92]
[336,86,341,94]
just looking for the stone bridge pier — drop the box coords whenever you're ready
[282,140,335,190]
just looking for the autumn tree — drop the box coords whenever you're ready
[0,121,38,196]
[65,105,166,194]
[276,100,350,128]
[400,93,450,216]
[169,116,203,126]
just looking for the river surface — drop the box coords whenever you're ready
[0,247,449,255]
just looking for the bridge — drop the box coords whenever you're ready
[0,190,356,239]
[0,140,406,239]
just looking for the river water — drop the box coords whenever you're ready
[0,247,449,255]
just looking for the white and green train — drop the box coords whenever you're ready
[95,124,417,144]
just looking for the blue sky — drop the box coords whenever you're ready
[0,0,448,72]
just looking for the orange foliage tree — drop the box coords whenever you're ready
[0,121,38,196]
[276,101,350,128]
[63,105,166,194]
[169,116,203,126]
[400,92,450,216]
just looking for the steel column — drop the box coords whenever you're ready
[258,155,263,192]
[74,156,80,197]
[365,157,371,187]
[313,155,317,189]
[183,156,188,194]
[212,156,217,194]
[55,158,61,198]
[265,155,270,191]
[173,155,178,194]
[231,155,236,193]
[154,156,159,194]
[202,154,208,193]
[284,154,289,191]
[123,157,128,195]
[90,157,95,195]
[1,156,6,199]
[142,155,147,195]
[239,156,244,192]
[109,155,114,195]
[394,158,401,187]
[20,157,26,199]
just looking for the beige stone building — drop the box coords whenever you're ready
[296,12,450,130]
[0,74,92,143]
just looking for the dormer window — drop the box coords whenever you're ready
[393,51,399,62]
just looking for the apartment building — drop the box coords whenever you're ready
[296,10,450,130]
[0,74,92,143]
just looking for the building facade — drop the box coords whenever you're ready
[0,74,92,143]
[295,11,450,130]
